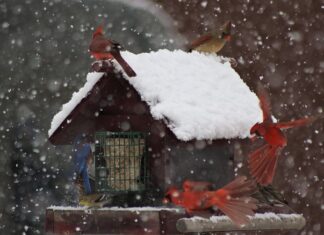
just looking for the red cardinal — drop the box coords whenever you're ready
[89,25,136,77]
[164,176,258,226]
[249,83,319,185]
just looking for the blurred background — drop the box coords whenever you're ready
[0,0,323,234]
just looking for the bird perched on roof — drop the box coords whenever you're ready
[89,25,136,77]
[188,21,232,54]
[249,83,320,186]
[164,176,258,226]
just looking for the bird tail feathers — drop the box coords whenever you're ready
[210,176,258,226]
[112,52,136,77]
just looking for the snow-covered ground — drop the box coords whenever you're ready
[49,50,262,140]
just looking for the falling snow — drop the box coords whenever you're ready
[0,0,323,234]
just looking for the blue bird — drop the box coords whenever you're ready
[73,135,93,194]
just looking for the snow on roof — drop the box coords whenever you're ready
[48,49,262,140]
[123,50,262,140]
[48,72,104,136]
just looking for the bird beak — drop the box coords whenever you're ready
[224,34,231,41]
[162,197,170,204]
[250,134,257,142]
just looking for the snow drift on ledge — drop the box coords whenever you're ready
[48,50,262,141]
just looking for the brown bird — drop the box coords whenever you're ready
[188,21,232,53]
[89,25,136,77]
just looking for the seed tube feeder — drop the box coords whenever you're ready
[46,50,306,234]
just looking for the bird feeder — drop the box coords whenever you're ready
[92,131,157,206]
[46,50,306,234]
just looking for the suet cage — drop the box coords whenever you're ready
[94,131,150,194]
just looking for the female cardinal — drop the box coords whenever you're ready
[164,176,258,226]
[89,25,136,77]
[249,83,319,185]
[188,21,231,53]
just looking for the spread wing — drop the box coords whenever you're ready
[275,116,319,129]
[212,176,258,226]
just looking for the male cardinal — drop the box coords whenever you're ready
[188,21,231,53]
[249,83,319,186]
[89,25,136,77]
[164,176,258,226]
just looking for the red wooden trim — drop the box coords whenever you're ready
[45,209,54,234]
[45,208,186,235]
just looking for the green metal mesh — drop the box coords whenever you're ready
[94,132,150,193]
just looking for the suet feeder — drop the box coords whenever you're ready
[94,132,149,193]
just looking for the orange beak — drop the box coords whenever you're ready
[250,134,257,142]
[162,197,170,204]
[224,34,231,41]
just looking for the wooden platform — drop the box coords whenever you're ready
[45,207,306,235]
[45,207,185,235]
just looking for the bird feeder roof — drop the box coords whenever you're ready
[48,49,262,142]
